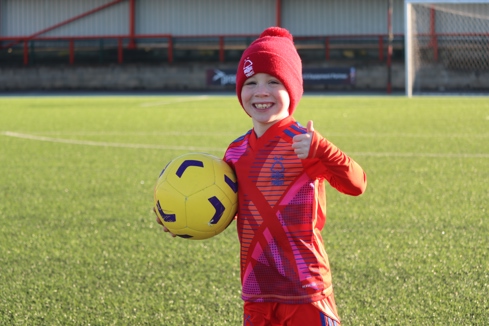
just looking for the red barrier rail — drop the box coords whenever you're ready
[0,33,406,66]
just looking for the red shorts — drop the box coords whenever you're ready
[243,301,340,326]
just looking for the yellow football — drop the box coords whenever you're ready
[154,153,238,240]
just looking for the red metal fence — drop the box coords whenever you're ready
[0,33,405,66]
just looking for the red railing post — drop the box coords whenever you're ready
[275,0,282,27]
[168,36,173,63]
[325,37,330,61]
[378,35,384,62]
[128,0,136,49]
[219,36,224,62]
[23,40,29,65]
[69,39,75,64]
[118,38,123,63]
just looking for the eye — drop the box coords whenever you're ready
[244,80,256,86]
[268,79,281,85]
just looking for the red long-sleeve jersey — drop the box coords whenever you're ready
[224,116,366,311]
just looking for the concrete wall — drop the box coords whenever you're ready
[0,62,405,92]
[2,62,488,93]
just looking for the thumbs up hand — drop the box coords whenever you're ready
[292,120,314,159]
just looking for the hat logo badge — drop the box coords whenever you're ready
[243,58,254,77]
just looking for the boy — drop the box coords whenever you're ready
[224,27,367,325]
[157,27,366,325]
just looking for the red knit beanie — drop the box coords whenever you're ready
[236,27,303,115]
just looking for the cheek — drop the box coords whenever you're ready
[241,88,251,103]
[278,89,290,109]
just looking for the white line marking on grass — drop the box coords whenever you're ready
[350,152,489,158]
[325,132,489,139]
[139,96,210,107]
[21,131,236,137]
[12,131,489,139]
[1,131,224,153]
[2,131,488,158]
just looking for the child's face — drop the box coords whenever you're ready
[241,73,290,137]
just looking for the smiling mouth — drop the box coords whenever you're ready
[253,103,273,109]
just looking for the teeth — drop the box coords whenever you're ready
[254,103,271,109]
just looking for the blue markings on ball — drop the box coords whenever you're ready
[176,160,204,178]
[156,200,176,222]
[208,196,225,225]
[225,174,238,193]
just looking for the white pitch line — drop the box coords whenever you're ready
[11,130,489,139]
[2,131,488,158]
[350,151,489,158]
[1,131,224,153]
[139,96,210,107]
[325,132,489,139]
[19,131,236,137]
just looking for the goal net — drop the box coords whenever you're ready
[405,0,489,96]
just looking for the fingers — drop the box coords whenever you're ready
[153,206,177,237]
[292,120,314,159]
[154,207,164,225]
[292,137,309,158]
[307,120,314,134]
[164,226,177,237]
[155,215,163,226]
[294,148,309,159]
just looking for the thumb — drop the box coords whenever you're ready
[307,120,314,134]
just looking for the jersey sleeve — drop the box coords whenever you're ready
[304,130,367,196]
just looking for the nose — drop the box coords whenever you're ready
[254,83,270,96]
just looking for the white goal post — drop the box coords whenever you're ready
[405,0,489,96]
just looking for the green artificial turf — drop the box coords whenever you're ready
[0,95,487,325]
